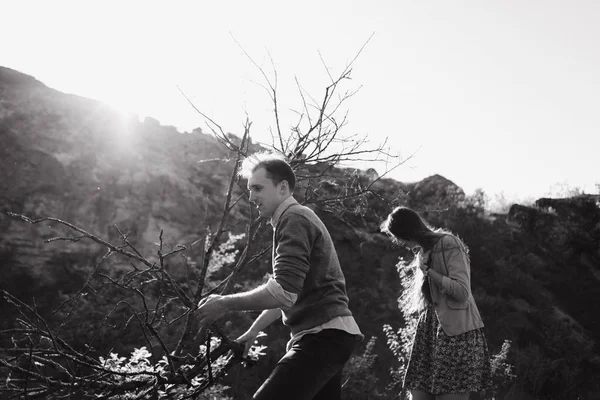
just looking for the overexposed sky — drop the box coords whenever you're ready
[2,0,599,202]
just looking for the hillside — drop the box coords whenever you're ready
[1,66,599,399]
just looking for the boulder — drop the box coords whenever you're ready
[406,174,465,209]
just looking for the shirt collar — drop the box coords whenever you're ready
[270,196,298,227]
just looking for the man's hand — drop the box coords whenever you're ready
[196,295,229,326]
[235,329,264,358]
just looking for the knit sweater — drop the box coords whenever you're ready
[271,198,353,335]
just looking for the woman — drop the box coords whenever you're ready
[381,206,492,400]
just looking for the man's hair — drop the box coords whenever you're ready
[240,153,296,191]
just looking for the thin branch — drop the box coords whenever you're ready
[6,213,153,268]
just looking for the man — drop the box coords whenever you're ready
[196,153,362,400]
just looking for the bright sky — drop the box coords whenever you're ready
[2,0,599,203]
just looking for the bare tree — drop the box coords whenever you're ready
[181,34,410,218]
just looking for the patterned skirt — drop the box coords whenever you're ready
[403,304,493,395]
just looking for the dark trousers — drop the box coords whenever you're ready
[253,329,357,400]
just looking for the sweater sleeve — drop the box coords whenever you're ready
[273,213,315,294]
[439,235,471,302]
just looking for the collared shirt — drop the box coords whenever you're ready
[269,195,298,228]
[267,196,363,350]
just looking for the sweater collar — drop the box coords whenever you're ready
[270,196,298,227]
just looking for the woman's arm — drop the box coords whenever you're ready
[435,236,470,302]
[425,267,445,292]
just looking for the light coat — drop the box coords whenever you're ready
[428,235,485,336]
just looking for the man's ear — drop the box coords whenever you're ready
[279,180,290,193]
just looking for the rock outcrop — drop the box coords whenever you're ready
[509,195,600,282]
[405,174,465,209]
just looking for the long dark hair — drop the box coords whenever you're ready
[381,207,461,313]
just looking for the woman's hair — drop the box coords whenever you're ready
[380,206,445,250]
[239,152,296,191]
[381,206,466,313]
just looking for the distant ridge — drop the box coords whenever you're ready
[0,66,45,87]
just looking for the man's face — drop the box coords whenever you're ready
[247,167,287,218]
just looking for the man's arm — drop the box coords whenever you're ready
[236,308,281,357]
[196,283,282,325]
[245,308,282,332]
[272,213,314,294]
[220,283,282,311]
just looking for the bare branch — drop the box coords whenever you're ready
[6,213,153,268]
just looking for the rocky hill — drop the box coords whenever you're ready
[1,66,599,399]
